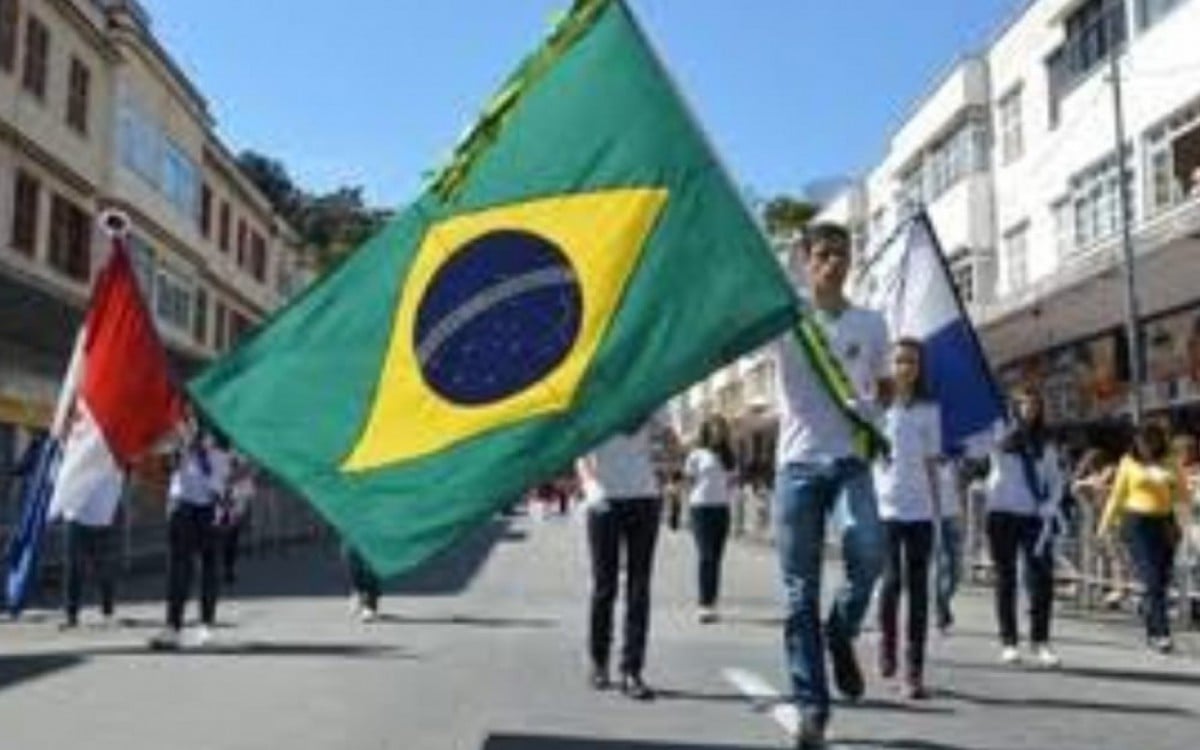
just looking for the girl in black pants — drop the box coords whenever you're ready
[578,420,662,701]
[985,386,1063,668]
[683,415,736,623]
[873,338,943,699]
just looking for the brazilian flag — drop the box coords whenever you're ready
[190,0,799,575]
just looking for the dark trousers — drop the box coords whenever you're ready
[166,504,219,630]
[1125,514,1177,640]
[587,496,662,677]
[690,505,731,607]
[221,519,245,584]
[878,520,934,679]
[63,522,116,623]
[345,546,381,610]
[987,511,1054,646]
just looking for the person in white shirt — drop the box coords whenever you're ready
[771,223,891,749]
[222,454,256,585]
[150,427,227,650]
[683,415,736,623]
[577,417,662,701]
[873,338,941,700]
[934,458,965,634]
[985,386,1064,668]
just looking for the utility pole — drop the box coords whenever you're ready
[1107,5,1144,426]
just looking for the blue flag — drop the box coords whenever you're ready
[858,210,1006,455]
[4,435,60,614]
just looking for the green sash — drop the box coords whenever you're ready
[791,315,890,461]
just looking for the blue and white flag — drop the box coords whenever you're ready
[856,211,1005,456]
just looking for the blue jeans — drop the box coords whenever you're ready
[1124,514,1177,640]
[774,459,882,719]
[935,518,961,628]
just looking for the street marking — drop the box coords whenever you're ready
[722,667,799,738]
[723,668,874,749]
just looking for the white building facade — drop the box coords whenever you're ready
[675,0,1200,461]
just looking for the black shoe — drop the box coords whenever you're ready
[795,711,827,749]
[619,673,655,701]
[589,665,611,690]
[826,621,864,701]
[57,618,79,632]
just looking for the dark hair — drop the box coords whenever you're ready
[1000,385,1048,457]
[891,337,932,402]
[699,415,736,472]
[800,222,851,258]
[1131,422,1170,463]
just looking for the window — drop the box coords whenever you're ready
[11,169,40,256]
[1004,223,1029,291]
[48,194,91,282]
[1138,0,1187,28]
[199,184,212,238]
[162,141,199,219]
[949,255,975,304]
[1051,198,1074,259]
[128,234,155,297]
[213,299,227,351]
[999,87,1024,164]
[117,97,161,184]
[66,58,90,135]
[218,201,230,251]
[1070,151,1130,250]
[21,15,48,99]
[236,219,247,266]
[1047,0,1126,113]
[1144,98,1200,215]
[0,0,18,72]
[193,285,208,344]
[249,231,267,282]
[154,266,193,331]
[897,166,923,215]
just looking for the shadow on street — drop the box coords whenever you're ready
[0,653,85,693]
[482,735,780,749]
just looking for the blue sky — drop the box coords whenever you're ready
[139,0,1022,208]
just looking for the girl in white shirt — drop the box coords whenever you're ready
[683,415,736,623]
[874,338,941,700]
[577,419,662,701]
[985,385,1063,668]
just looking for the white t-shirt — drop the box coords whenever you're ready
[684,447,732,507]
[937,461,962,519]
[874,401,941,521]
[773,305,889,465]
[985,424,1064,517]
[579,424,659,502]
[169,447,216,509]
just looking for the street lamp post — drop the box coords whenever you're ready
[1107,13,1144,427]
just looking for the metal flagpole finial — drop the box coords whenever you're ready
[97,209,131,239]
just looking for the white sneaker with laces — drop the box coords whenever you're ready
[192,624,215,648]
[1032,644,1061,668]
[1000,646,1021,665]
[148,627,181,650]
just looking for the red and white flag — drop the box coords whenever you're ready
[48,220,186,524]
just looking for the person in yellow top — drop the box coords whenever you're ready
[1099,423,1187,653]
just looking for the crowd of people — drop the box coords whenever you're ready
[572,221,1198,750]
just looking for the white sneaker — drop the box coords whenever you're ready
[696,607,719,624]
[1000,646,1021,665]
[349,593,362,615]
[191,624,215,648]
[359,607,379,623]
[148,627,181,650]
[1032,644,1061,668]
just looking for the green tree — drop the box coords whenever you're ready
[237,150,301,217]
[762,195,817,238]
